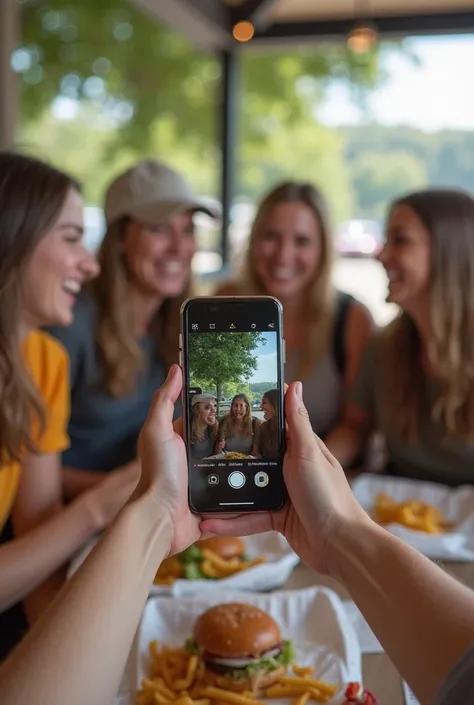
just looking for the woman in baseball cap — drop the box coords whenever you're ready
[47,160,219,497]
[190,393,221,461]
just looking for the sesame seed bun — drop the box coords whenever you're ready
[193,603,281,658]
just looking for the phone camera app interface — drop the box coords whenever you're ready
[186,304,283,508]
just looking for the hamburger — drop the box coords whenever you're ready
[155,537,246,583]
[197,536,245,561]
[186,603,294,693]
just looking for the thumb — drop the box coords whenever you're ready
[140,365,182,443]
[285,382,323,459]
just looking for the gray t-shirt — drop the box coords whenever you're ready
[350,336,474,486]
[46,291,168,472]
[219,418,259,455]
[437,645,474,705]
[190,426,215,461]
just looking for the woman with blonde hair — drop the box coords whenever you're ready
[216,182,372,439]
[218,394,260,456]
[0,151,138,659]
[48,160,218,497]
[189,394,220,460]
[327,189,474,485]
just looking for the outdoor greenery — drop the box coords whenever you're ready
[17,0,398,223]
[189,331,265,412]
[15,1,474,230]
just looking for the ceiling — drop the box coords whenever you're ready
[132,0,474,49]
[226,0,474,21]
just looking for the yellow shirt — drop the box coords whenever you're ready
[0,331,70,532]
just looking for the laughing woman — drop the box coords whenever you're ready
[0,152,139,659]
[189,394,220,461]
[326,190,474,486]
[218,394,260,457]
[216,182,372,441]
[48,160,218,497]
[257,389,279,459]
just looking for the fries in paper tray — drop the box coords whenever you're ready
[352,474,474,561]
[68,532,299,596]
[133,588,366,705]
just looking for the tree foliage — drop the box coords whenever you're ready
[189,331,265,406]
[342,124,474,219]
[18,0,391,153]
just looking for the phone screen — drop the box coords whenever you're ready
[181,297,286,513]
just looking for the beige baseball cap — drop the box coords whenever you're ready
[104,160,220,226]
[191,393,217,407]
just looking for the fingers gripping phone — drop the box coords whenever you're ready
[180,296,286,513]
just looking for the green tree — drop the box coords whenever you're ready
[189,332,265,414]
[350,150,428,218]
[18,0,395,153]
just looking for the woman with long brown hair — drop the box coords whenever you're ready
[218,394,260,456]
[0,151,138,659]
[257,389,279,459]
[48,160,218,497]
[327,189,474,485]
[216,182,372,440]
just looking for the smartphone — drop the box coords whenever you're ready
[180,296,286,513]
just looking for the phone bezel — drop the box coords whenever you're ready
[180,296,286,514]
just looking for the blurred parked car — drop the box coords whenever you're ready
[336,219,383,258]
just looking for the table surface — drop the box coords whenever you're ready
[284,560,474,704]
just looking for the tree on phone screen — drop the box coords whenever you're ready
[189,332,265,415]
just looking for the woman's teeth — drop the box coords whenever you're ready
[272,268,295,281]
[63,280,81,294]
[159,261,182,275]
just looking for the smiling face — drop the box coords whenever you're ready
[378,204,431,315]
[20,187,99,329]
[261,396,275,420]
[252,200,322,303]
[231,397,248,420]
[122,211,195,299]
[198,399,217,426]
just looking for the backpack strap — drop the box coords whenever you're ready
[332,291,354,377]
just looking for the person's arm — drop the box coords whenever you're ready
[0,492,98,612]
[0,364,200,705]
[328,518,474,704]
[63,459,140,499]
[11,452,65,623]
[325,327,376,468]
[205,382,474,704]
[343,301,373,388]
[0,462,140,614]
[62,467,107,497]
[324,402,372,468]
[0,493,172,705]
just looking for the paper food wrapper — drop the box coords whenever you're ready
[352,474,474,561]
[68,532,300,596]
[134,587,362,704]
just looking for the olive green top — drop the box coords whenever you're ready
[349,336,474,487]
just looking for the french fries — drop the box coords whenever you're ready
[374,493,452,534]
[136,641,337,705]
[154,547,266,585]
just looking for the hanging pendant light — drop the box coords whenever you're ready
[347,0,378,54]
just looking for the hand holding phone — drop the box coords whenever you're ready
[180,296,286,513]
